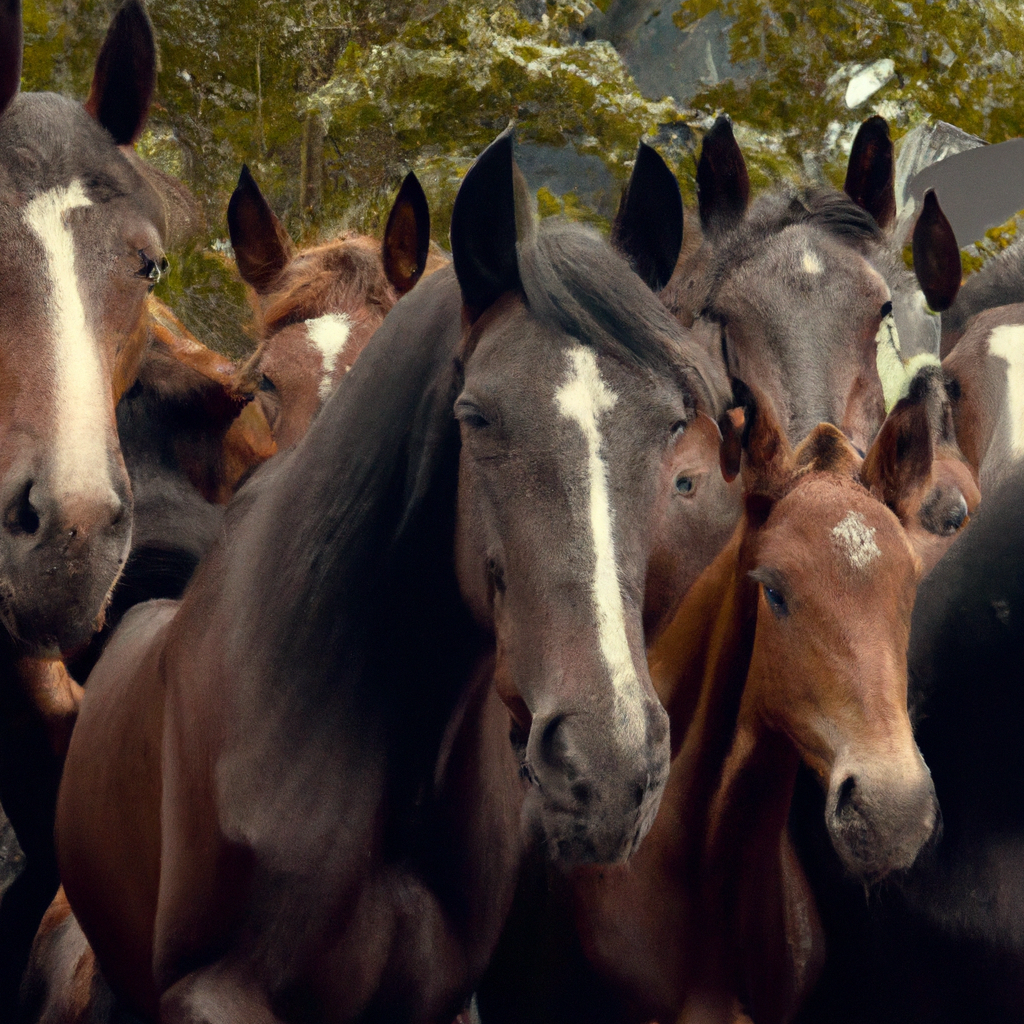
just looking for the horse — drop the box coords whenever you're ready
[479,383,940,1024]
[229,165,443,449]
[795,462,1024,1024]
[0,0,196,1009]
[53,127,735,1022]
[661,115,962,455]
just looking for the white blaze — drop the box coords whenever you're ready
[987,324,1024,456]
[555,345,642,742]
[832,510,881,571]
[23,181,115,504]
[306,312,352,401]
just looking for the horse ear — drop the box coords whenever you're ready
[451,126,526,317]
[913,190,961,312]
[383,172,431,297]
[732,379,792,503]
[84,0,156,146]
[861,396,934,517]
[611,141,683,292]
[794,422,860,478]
[0,0,22,120]
[697,116,749,238]
[228,165,296,295]
[844,115,896,230]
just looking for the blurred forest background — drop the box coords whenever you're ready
[19,0,1024,356]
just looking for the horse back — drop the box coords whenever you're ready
[56,599,178,1019]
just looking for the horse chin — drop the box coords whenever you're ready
[0,544,129,656]
[524,771,667,867]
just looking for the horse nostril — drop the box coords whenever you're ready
[834,774,858,818]
[635,783,646,809]
[4,482,40,536]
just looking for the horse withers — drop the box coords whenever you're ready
[55,128,730,1021]
[0,0,196,1011]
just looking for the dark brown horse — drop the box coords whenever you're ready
[662,116,962,455]
[480,387,942,1024]
[55,128,731,1022]
[0,0,195,1010]
[229,166,443,449]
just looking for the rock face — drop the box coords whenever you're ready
[584,2,758,104]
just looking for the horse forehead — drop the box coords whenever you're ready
[766,480,913,581]
[0,94,139,201]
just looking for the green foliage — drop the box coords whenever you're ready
[674,0,1024,184]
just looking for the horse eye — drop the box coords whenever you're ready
[259,374,277,393]
[136,250,165,289]
[763,586,788,617]
[675,475,694,494]
[454,398,490,430]
[880,300,893,318]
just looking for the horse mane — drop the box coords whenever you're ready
[687,185,885,319]
[518,220,723,414]
[261,234,397,335]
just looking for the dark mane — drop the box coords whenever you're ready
[518,220,722,413]
[687,185,885,318]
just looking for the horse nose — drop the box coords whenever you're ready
[3,475,127,547]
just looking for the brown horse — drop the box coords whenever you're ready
[0,0,197,1010]
[54,128,732,1022]
[662,116,962,455]
[480,386,940,1024]
[229,166,443,449]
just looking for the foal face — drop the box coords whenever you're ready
[745,475,938,881]
[0,95,163,650]
[454,300,715,864]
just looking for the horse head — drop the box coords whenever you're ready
[725,385,938,882]
[449,128,731,864]
[229,166,436,448]
[0,0,191,652]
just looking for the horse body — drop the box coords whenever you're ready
[57,132,728,1022]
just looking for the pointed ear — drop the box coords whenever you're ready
[84,0,156,146]
[732,379,792,502]
[382,172,431,297]
[450,126,525,317]
[697,116,749,238]
[228,165,296,295]
[844,115,896,230]
[0,0,22,120]
[794,422,861,478]
[611,141,683,292]
[913,190,961,312]
[861,397,933,517]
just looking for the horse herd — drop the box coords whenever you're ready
[1,1,1024,1022]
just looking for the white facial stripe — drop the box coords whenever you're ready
[801,247,824,275]
[555,346,642,740]
[832,510,881,571]
[23,182,115,503]
[306,313,352,401]
[987,324,1024,456]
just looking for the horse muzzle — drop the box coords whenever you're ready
[523,700,670,865]
[825,751,939,883]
